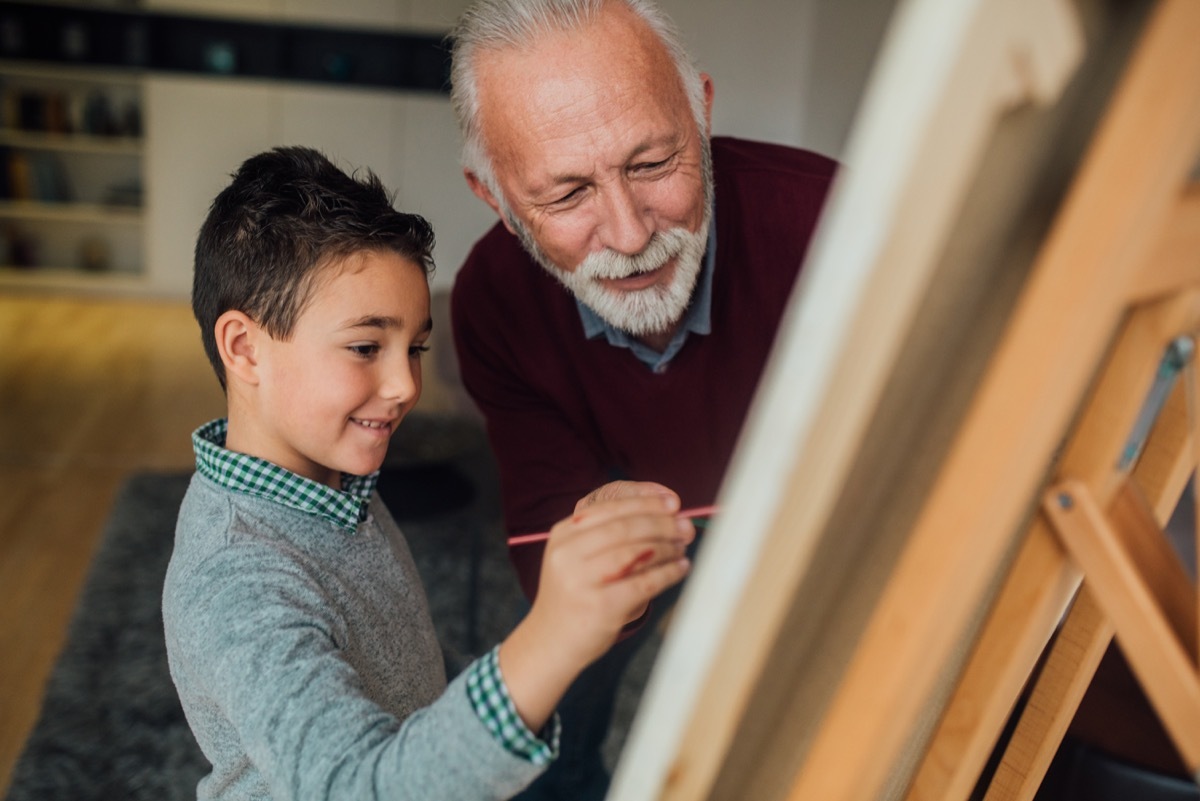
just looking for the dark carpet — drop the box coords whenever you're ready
[4,415,655,800]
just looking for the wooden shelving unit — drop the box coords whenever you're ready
[0,61,144,292]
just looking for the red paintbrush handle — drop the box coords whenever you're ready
[507,505,720,547]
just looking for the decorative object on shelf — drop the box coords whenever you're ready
[120,97,140,138]
[2,222,37,268]
[81,89,117,136]
[103,179,141,208]
[79,235,109,272]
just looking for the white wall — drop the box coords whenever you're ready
[659,0,816,149]
[659,0,898,155]
[143,76,496,296]
[802,0,900,157]
[142,0,898,296]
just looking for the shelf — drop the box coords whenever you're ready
[0,265,148,296]
[0,128,142,156]
[0,59,147,293]
[0,199,142,224]
[0,60,142,87]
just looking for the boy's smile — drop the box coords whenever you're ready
[228,249,432,490]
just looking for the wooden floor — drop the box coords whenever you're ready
[0,294,226,795]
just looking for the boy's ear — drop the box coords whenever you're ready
[464,168,518,236]
[215,310,262,386]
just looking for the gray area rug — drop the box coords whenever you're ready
[5,415,655,800]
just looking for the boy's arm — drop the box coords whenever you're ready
[166,540,546,800]
[496,492,694,731]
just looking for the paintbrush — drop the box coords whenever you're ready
[506,504,720,547]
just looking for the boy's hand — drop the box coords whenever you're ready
[498,492,693,732]
[571,481,682,623]
[540,492,693,659]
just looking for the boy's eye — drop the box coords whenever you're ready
[409,344,431,358]
[349,344,380,357]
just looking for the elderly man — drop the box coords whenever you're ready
[449,0,835,797]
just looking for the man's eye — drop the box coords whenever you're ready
[634,157,671,174]
[551,186,585,206]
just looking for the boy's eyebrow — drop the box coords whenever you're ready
[343,315,434,334]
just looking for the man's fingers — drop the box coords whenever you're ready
[575,480,678,511]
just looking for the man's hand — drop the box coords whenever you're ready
[573,480,679,513]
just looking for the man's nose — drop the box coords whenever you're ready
[597,180,653,256]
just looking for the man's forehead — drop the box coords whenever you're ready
[474,22,687,176]
[473,3,674,117]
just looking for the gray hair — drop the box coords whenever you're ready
[448,0,707,204]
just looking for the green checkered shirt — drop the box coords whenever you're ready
[468,647,560,766]
[191,418,559,765]
[192,418,375,531]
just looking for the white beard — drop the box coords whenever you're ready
[514,215,710,338]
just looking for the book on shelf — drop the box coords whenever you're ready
[0,84,141,138]
[1,148,72,203]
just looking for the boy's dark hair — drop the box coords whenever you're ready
[193,146,436,389]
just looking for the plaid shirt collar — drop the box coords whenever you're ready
[192,419,378,532]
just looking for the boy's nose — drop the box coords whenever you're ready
[380,358,419,403]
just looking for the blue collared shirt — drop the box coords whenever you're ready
[576,221,717,374]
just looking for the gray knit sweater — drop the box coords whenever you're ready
[162,472,546,799]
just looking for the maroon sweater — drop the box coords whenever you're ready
[451,136,836,599]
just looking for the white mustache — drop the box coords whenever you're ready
[575,228,692,282]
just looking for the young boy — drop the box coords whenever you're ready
[162,146,693,800]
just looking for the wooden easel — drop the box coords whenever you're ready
[906,0,1200,794]
[909,300,1200,801]
[608,0,1200,798]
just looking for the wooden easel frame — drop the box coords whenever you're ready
[609,0,1200,798]
[910,295,1200,801]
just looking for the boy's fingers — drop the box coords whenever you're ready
[552,495,688,551]
[611,556,691,608]
[574,515,693,564]
[599,540,688,583]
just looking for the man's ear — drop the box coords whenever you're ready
[700,72,715,136]
[215,310,262,387]
[464,169,518,235]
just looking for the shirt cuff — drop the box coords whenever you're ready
[465,646,560,766]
